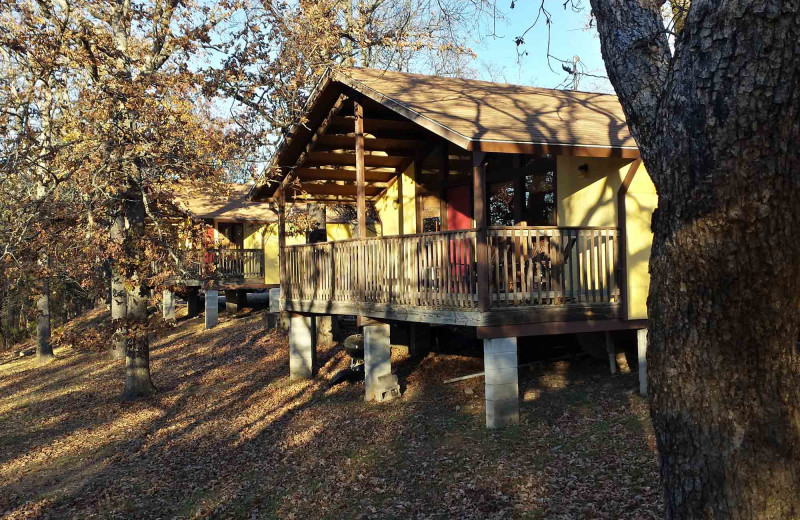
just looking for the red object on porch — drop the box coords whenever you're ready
[447,185,473,281]
[447,185,472,230]
[203,226,216,275]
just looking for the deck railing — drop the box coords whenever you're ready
[487,227,620,307]
[181,248,264,280]
[282,226,620,311]
[284,229,479,308]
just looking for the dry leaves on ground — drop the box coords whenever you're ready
[0,307,662,519]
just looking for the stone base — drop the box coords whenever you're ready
[375,373,401,403]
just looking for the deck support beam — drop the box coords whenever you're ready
[638,328,648,396]
[364,322,400,402]
[162,290,175,322]
[484,337,520,429]
[289,314,317,379]
[278,187,286,301]
[205,290,218,329]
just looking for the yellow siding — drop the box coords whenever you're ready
[326,223,354,241]
[557,156,656,320]
[374,164,416,236]
[241,220,370,285]
[624,168,657,320]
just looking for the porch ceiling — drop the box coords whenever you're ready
[274,93,434,203]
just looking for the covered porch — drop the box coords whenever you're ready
[252,68,652,426]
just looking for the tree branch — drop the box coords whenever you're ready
[588,0,672,158]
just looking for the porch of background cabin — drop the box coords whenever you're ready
[271,92,657,330]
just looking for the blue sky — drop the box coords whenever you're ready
[468,1,613,92]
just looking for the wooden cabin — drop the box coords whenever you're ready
[251,68,656,427]
[169,183,376,323]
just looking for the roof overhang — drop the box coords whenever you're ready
[251,68,640,202]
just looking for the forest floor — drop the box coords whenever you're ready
[0,305,662,519]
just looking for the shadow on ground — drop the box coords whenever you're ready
[0,307,661,519]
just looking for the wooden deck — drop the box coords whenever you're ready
[176,248,267,289]
[281,226,623,328]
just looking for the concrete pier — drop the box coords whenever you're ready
[289,315,316,379]
[205,290,218,329]
[483,337,519,429]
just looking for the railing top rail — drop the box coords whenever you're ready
[283,228,481,249]
[187,248,264,253]
[488,225,620,232]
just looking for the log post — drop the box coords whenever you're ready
[278,187,286,302]
[355,99,366,303]
[473,151,489,312]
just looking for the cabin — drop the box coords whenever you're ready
[249,68,656,428]
[167,183,376,324]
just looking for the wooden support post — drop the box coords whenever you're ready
[439,141,449,231]
[513,175,525,224]
[397,169,404,236]
[473,151,489,312]
[355,101,366,239]
[414,155,423,234]
[355,100,366,303]
[278,187,286,300]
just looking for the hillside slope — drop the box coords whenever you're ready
[0,309,661,519]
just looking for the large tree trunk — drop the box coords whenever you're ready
[120,189,156,400]
[121,279,155,400]
[590,0,800,516]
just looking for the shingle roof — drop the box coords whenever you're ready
[175,183,368,223]
[336,68,636,151]
[176,184,278,221]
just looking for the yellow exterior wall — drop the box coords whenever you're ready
[374,164,416,236]
[557,156,657,320]
[240,220,370,285]
[624,167,658,320]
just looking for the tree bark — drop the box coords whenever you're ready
[110,214,127,360]
[590,0,800,517]
[120,190,156,400]
[36,276,54,363]
[592,0,800,519]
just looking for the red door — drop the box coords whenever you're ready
[446,185,473,281]
[446,185,472,230]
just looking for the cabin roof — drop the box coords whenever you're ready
[251,68,638,201]
[337,68,636,151]
[175,183,366,223]
[177,184,278,222]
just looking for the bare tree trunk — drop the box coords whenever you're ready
[36,276,54,363]
[110,214,127,360]
[589,0,800,516]
[120,190,156,400]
